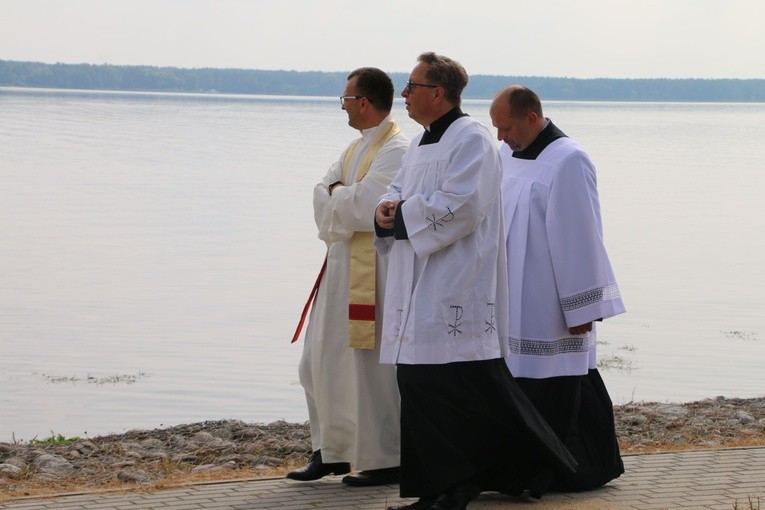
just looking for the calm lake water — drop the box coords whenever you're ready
[1,87,763,443]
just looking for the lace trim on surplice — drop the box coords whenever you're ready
[508,336,589,356]
[559,283,620,312]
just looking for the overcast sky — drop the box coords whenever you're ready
[2,0,763,79]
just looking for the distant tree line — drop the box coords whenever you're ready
[2,60,764,102]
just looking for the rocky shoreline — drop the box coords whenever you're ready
[1,396,764,501]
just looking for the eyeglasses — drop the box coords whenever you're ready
[340,95,364,106]
[404,81,439,93]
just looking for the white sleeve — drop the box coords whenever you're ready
[401,131,501,257]
[313,158,343,243]
[546,150,625,326]
[328,141,406,239]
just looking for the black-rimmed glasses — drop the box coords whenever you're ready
[340,95,363,106]
[404,81,438,93]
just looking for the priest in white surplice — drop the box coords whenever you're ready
[287,68,408,487]
[375,53,577,510]
[490,85,626,491]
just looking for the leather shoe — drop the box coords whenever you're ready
[429,481,481,510]
[386,497,436,510]
[285,450,350,481]
[342,466,400,486]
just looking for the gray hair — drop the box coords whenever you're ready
[417,52,468,106]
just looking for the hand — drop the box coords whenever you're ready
[375,200,399,229]
[568,322,593,335]
[328,181,344,196]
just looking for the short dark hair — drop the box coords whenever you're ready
[347,67,394,112]
[417,52,469,106]
[504,85,544,118]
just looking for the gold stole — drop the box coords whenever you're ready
[342,118,400,349]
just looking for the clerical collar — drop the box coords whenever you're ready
[512,119,567,160]
[419,107,468,146]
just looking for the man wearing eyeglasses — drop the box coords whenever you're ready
[374,53,577,510]
[288,67,409,487]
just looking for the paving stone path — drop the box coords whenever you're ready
[1,448,763,510]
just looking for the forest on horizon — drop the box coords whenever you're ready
[2,60,765,102]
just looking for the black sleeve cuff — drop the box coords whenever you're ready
[375,219,394,238]
[393,200,408,240]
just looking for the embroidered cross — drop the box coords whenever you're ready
[484,302,496,334]
[426,206,455,232]
[448,305,463,336]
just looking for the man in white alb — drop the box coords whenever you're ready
[490,84,626,491]
[375,53,576,510]
[287,67,409,487]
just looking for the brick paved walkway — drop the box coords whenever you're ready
[1,448,763,510]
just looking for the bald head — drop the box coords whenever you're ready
[489,85,546,151]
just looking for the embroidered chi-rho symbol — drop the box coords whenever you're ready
[448,305,463,336]
[394,309,404,338]
[484,302,496,334]
[426,206,455,232]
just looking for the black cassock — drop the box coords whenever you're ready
[396,358,579,499]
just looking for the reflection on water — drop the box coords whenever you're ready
[1,88,763,442]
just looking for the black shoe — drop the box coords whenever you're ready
[285,450,351,481]
[429,481,481,510]
[387,497,437,510]
[342,466,400,486]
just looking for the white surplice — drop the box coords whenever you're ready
[500,137,626,379]
[299,116,409,467]
[375,117,508,365]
